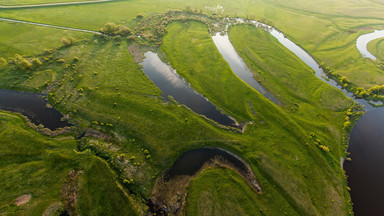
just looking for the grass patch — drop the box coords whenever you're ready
[185,167,296,216]
[77,157,139,216]
[0,0,100,6]
[368,37,384,61]
[0,21,91,59]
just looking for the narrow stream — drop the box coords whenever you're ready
[0,89,70,130]
[141,51,238,128]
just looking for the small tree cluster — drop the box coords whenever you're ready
[13,54,42,71]
[62,37,75,47]
[99,23,133,36]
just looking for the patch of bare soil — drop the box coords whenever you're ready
[60,170,82,216]
[84,128,110,140]
[128,43,144,64]
[15,194,31,206]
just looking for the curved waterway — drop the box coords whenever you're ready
[211,33,281,104]
[141,51,238,128]
[0,89,70,130]
[210,19,384,215]
[356,30,384,60]
[226,20,384,215]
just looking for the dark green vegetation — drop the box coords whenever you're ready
[0,0,380,215]
[0,111,138,215]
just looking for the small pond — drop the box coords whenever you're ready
[0,89,70,130]
[141,51,238,128]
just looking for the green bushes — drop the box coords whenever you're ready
[99,22,133,36]
[12,54,42,71]
[0,58,7,67]
[62,37,75,47]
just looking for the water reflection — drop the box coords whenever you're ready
[141,51,238,128]
[0,89,70,130]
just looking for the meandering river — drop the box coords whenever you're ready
[214,20,384,215]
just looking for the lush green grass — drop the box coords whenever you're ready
[161,21,352,215]
[228,24,353,153]
[1,0,384,88]
[0,23,353,214]
[368,37,384,61]
[0,111,79,215]
[77,158,139,216]
[185,167,296,216]
[0,0,99,6]
[0,21,91,59]
[0,110,139,215]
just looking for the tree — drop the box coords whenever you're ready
[117,25,132,36]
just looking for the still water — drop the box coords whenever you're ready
[0,89,70,130]
[141,51,238,128]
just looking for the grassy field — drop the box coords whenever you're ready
[228,24,354,145]
[77,158,139,216]
[0,20,354,214]
[0,0,101,6]
[0,0,375,214]
[0,21,91,59]
[185,167,296,216]
[1,0,384,88]
[0,111,138,215]
[161,21,352,215]
[368,37,384,61]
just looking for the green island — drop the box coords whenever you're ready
[0,0,383,215]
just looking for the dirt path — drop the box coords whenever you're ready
[0,0,113,9]
[0,17,101,34]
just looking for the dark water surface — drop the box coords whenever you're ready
[141,51,238,128]
[344,108,384,215]
[0,89,70,130]
[165,147,249,180]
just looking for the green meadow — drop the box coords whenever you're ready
[0,111,139,215]
[368,37,384,61]
[0,0,98,6]
[0,0,380,215]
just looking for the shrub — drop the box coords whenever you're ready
[62,37,75,47]
[31,58,42,69]
[0,57,7,67]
